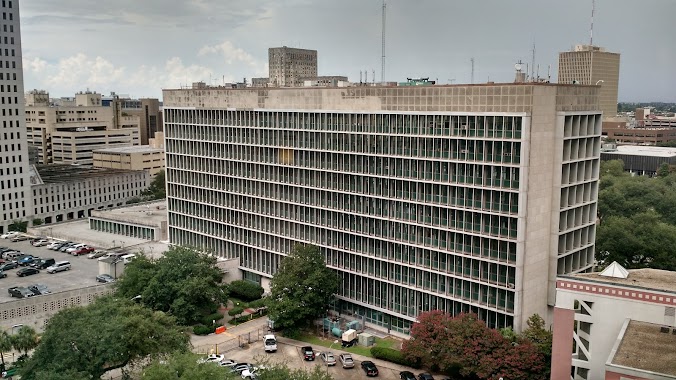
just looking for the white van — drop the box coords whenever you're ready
[264,334,277,352]
[120,254,136,264]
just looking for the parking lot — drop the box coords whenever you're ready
[214,339,406,380]
[0,238,105,302]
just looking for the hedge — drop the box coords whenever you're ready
[201,312,224,326]
[228,280,264,302]
[193,324,216,335]
[370,347,421,368]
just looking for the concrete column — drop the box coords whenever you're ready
[551,306,575,380]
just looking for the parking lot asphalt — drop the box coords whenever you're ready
[0,239,105,302]
[220,339,405,380]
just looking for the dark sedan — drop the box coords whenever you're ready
[361,361,379,377]
[400,371,416,380]
[0,262,18,271]
[96,274,115,283]
[301,346,315,361]
[17,267,40,277]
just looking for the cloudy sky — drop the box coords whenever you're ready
[19,0,675,102]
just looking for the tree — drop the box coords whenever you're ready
[0,331,12,369]
[115,246,228,325]
[20,296,189,380]
[141,170,166,200]
[141,352,238,380]
[11,326,38,356]
[228,307,244,319]
[518,314,553,379]
[8,220,28,233]
[267,244,339,330]
[228,280,264,301]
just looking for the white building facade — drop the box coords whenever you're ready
[163,84,601,333]
[0,0,32,233]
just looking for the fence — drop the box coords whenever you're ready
[193,328,268,355]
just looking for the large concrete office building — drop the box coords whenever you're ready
[163,83,602,333]
[0,0,33,234]
[268,46,318,87]
[559,45,620,119]
[24,90,141,165]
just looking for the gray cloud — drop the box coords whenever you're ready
[19,0,676,101]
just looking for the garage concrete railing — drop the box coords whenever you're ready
[0,283,114,332]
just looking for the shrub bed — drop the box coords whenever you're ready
[228,280,264,302]
[370,347,421,368]
[193,324,215,335]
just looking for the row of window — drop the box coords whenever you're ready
[169,197,518,265]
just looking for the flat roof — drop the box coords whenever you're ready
[611,320,676,376]
[566,268,676,293]
[602,145,676,158]
[93,146,164,154]
[90,200,167,226]
[36,165,145,183]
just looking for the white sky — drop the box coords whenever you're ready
[19,0,676,102]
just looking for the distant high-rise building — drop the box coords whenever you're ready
[558,45,620,119]
[0,0,33,233]
[268,46,318,87]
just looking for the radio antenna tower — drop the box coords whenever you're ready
[590,0,595,45]
[381,0,386,83]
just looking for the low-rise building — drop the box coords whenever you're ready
[30,165,149,225]
[551,263,676,380]
[88,200,168,241]
[600,144,676,176]
[93,145,165,177]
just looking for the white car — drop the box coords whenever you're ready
[263,334,277,352]
[197,354,225,364]
[0,232,19,239]
[46,241,64,250]
[241,366,265,379]
[66,244,87,253]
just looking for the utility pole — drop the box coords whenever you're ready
[381,0,386,83]
[470,58,474,84]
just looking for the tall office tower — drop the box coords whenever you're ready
[268,46,317,87]
[0,0,32,234]
[558,45,620,119]
[163,83,601,333]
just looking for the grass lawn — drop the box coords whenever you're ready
[296,333,400,358]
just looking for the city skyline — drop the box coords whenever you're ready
[20,0,675,102]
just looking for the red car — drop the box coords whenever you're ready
[72,246,95,256]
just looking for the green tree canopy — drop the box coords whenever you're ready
[0,331,13,368]
[267,245,339,330]
[11,326,38,356]
[141,170,166,200]
[141,352,238,380]
[115,246,228,325]
[20,296,189,380]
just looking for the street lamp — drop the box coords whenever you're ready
[112,240,116,249]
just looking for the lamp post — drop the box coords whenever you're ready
[112,240,116,249]
[48,227,53,239]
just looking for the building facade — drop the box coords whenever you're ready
[29,165,149,225]
[89,201,168,241]
[559,45,620,119]
[551,264,676,380]
[0,0,33,234]
[24,90,141,165]
[118,98,162,145]
[600,145,676,176]
[163,83,601,333]
[268,46,318,87]
[93,145,165,177]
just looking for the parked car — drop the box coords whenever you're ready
[319,351,336,366]
[17,267,40,277]
[72,246,95,256]
[95,274,115,283]
[88,250,108,259]
[338,353,355,368]
[263,334,277,352]
[31,238,50,247]
[0,271,7,279]
[241,366,265,379]
[64,243,85,253]
[121,253,136,264]
[0,232,20,239]
[18,255,39,266]
[58,242,78,252]
[0,262,18,271]
[361,361,379,377]
[301,346,315,361]
[3,252,22,261]
[230,363,252,374]
[219,359,238,367]
[31,258,55,270]
[197,354,225,364]
[10,235,30,242]
[52,241,72,251]
[400,372,416,380]
[28,283,51,295]
[418,373,435,380]
[46,261,71,274]
[47,241,67,250]
[8,286,34,298]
